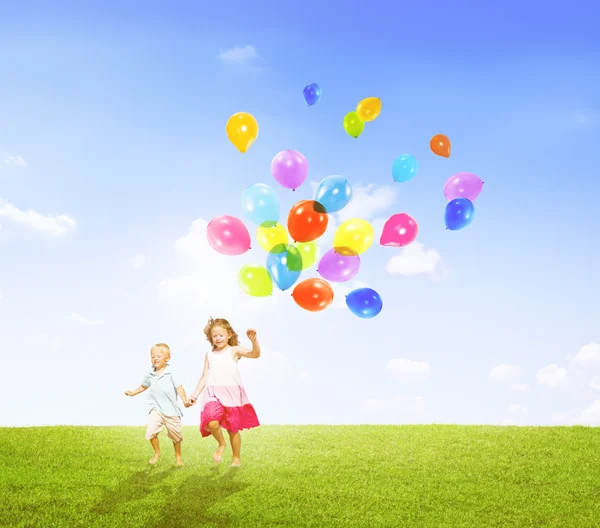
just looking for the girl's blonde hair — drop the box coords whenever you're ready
[203,317,239,348]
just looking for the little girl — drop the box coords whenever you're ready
[187,317,260,466]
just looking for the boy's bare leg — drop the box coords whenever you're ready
[228,431,241,466]
[173,441,183,465]
[208,420,227,463]
[149,437,160,464]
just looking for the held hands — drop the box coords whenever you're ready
[185,397,197,408]
[246,328,257,342]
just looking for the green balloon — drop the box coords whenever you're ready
[343,111,365,138]
[238,264,273,297]
[293,241,319,270]
[270,243,303,272]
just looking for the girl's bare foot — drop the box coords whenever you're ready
[176,456,184,466]
[149,453,160,465]
[213,444,226,463]
[231,457,241,467]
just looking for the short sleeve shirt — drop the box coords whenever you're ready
[141,365,183,417]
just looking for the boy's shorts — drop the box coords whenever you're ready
[145,408,183,443]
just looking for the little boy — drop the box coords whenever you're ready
[125,343,187,465]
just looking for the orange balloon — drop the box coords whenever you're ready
[430,134,451,158]
[287,200,328,243]
[292,278,334,312]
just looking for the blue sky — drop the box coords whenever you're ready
[1,1,599,427]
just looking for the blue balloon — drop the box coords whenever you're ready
[303,83,322,106]
[241,183,280,226]
[266,244,302,291]
[314,175,352,213]
[392,154,418,183]
[346,287,383,319]
[445,197,475,231]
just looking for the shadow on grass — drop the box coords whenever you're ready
[91,465,246,527]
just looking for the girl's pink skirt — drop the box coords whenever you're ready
[199,386,259,437]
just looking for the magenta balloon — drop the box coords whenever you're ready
[443,172,483,201]
[317,247,360,282]
[270,150,309,190]
[380,213,418,247]
[206,215,251,255]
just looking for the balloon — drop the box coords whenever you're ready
[293,241,319,270]
[303,83,322,106]
[445,198,474,231]
[333,218,374,254]
[318,247,360,282]
[266,244,302,291]
[292,278,334,312]
[288,200,328,243]
[241,183,280,226]
[380,213,418,247]
[343,111,365,138]
[271,150,309,191]
[256,221,289,252]
[430,134,451,158]
[356,97,381,122]
[392,154,418,183]
[238,264,273,297]
[443,172,483,202]
[207,215,251,255]
[226,112,259,153]
[314,175,353,213]
[346,287,383,319]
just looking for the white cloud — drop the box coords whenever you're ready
[336,183,398,223]
[503,404,528,425]
[127,254,146,269]
[590,376,600,392]
[489,363,522,383]
[4,155,27,167]
[69,313,104,325]
[385,243,449,281]
[510,383,530,392]
[0,288,2,300]
[386,358,431,381]
[218,45,260,65]
[0,199,76,237]
[537,343,600,393]
[552,400,600,426]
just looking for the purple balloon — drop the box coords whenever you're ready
[443,172,483,201]
[317,247,360,282]
[271,150,309,191]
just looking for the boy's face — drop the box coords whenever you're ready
[150,347,170,369]
[211,326,230,348]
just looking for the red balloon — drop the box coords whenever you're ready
[287,200,328,243]
[292,278,334,312]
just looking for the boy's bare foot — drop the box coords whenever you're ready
[149,453,160,465]
[213,444,226,463]
[176,456,184,466]
[231,458,241,467]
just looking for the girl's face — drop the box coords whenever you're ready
[211,326,230,349]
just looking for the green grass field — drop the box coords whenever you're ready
[1,425,599,527]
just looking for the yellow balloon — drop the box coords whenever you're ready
[293,241,319,270]
[257,221,289,252]
[226,112,259,153]
[356,97,381,122]
[333,218,374,254]
[238,264,273,297]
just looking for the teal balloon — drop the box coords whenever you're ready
[241,183,280,226]
[392,154,418,183]
[266,244,303,291]
[445,198,474,230]
[314,175,352,213]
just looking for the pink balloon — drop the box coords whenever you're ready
[380,213,418,247]
[443,172,483,201]
[270,150,308,191]
[206,215,251,255]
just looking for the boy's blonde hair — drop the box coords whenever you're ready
[203,317,239,348]
[151,343,171,355]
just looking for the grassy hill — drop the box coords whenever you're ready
[1,425,599,527]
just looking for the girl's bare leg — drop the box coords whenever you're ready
[208,420,227,463]
[149,437,160,464]
[228,431,241,466]
[173,441,183,465]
